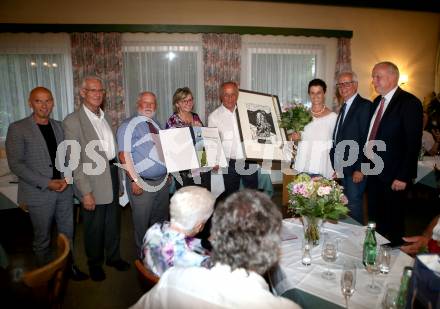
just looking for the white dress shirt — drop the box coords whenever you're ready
[208,104,244,160]
[130,263,300,309]
[83,105,116,160]
[366,86,398,140]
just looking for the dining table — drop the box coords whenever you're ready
[270,218,414,309]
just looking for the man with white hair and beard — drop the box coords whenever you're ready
[117,91,170,257]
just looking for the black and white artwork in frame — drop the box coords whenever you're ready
[236,89,291,162]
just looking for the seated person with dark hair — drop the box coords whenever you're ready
[141,186,215,276]
[132,190,300,309]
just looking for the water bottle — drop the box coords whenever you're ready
[362,222,377,267]
[396,266,413,309]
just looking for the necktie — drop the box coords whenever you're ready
[368,97,385,141]
[333,103,347,144]
[147,121,158,134]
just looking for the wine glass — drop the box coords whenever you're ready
[321,233,338,280]
[365,246,381,294]
[381,283,399,309]
[340,263,356,308]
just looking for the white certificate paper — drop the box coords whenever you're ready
[159,127,227,173]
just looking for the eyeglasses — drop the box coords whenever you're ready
[180,98,193,104]
[336,81,355,88]
[85,88,106,94]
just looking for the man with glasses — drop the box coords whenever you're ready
[365,62,423,245]
[63,75,129,281]
[116,91,170,257]
[330,71,372,224]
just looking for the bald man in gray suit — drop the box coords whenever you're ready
[6,87,87,280]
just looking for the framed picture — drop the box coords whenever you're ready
[236,89,291,162]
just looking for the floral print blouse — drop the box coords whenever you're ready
[165,112,204,129]
[141,222,211,276]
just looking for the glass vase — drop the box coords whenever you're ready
[302,216,323,246]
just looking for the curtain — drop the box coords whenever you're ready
[0,33,74,138]
[202,34,241,118]
[70,32,125,129]
[122,33,203,126]
[334,38,352,109]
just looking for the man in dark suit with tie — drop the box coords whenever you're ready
[365,61,423,245]
[330,71,372,224]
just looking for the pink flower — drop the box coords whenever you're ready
[317,186,332,196]
[292,183,310,198]
[340,194,348,205]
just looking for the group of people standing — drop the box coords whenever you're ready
[292,61,423,246]
[5,60,425,289]
[5,76,260,282]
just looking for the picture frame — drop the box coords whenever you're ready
[236,89,291,162]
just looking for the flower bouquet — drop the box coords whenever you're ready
[287,173,349,245]
[279,102,312,133]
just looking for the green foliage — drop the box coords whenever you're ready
[279,103,312,132]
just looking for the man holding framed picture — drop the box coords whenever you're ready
[208,82,258,199]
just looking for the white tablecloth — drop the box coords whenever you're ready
[415,156,436,183]
[271,218,414,309]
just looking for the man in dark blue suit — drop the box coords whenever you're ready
[365,61,423,245]
[330,71,372,224]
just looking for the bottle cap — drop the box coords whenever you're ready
[367,222,376,229]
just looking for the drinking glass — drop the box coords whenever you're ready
[379,245,391,274]
[365,246,381,294]
[381,283,399,308]
[321,233,338,280]
[340,263,356,309]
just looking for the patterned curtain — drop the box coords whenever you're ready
[333,38,352,109]
[70,32,125,129]
[202,33,241,118]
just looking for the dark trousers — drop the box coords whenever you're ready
[82,165,121,267]
[342,175,367,224]
[367,175,407,246]
[219,159,259,201]
[174,170,211,191]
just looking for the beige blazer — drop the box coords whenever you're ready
[63,105,122,205]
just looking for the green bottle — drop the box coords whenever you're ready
[396,266,413,309]
[362,222,377,267]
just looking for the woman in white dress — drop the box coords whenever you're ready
[291,79,337,179]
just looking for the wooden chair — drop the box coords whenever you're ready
[134,259,159,288]
[22,233,70,309]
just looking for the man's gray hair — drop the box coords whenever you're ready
[211,189,282,275]
[375,61,400,79]
[80,75,105,89]
[337,71,358,83]
[170,186,215,232]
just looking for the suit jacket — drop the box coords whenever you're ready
[5,115,72,206]
[330,94,373,177]
[367,87,423,184]
[63,106,122,205]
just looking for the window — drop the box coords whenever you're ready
[241,35,337,108]
[122,33,205,126]
[0,33,74,139]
